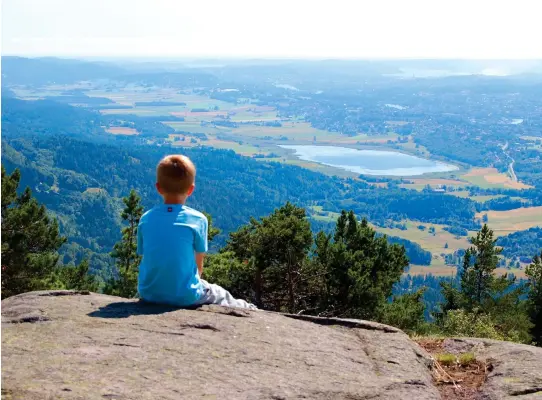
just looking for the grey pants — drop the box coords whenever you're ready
[195,279,257,310]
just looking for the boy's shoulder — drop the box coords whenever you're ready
[139,208,155,223]
[182,206,208,223]
[138,205,207,225]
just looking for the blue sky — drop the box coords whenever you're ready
[2,0,541,59]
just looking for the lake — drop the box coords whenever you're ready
[280,145,458,176]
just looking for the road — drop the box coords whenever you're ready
[501,142,518,182]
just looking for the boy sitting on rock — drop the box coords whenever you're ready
[137,154,256,310]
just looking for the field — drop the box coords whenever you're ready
[309,206,533,278]
[408,264,457,277]
[400,166,533,192]
[13,83,539,279]
[372,221,473,254]
[106,127,139,135]
[476,206,542,235]
[400,178,468,191]
[445,192,505,202]
[463,168,532,189]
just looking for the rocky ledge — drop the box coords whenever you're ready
[1,291,541,399]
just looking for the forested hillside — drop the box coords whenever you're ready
[2,96,485,270]
[1,57,541,346]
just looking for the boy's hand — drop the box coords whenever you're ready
[196,253,205,278]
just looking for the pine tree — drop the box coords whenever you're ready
[1,167,66,299]
[460,224,502,309]
[314,211,409,319]
[56,259,99,292]
[526,251,542,346]
[225,202,313,312]
[380,289,427,334]
[440,224,532,343]
[202,212,220,242]
[104,190,143,298]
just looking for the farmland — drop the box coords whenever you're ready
[463,167,533,189]
[106,127,139,135]
[10,81,540,278]
[476,206,542,236]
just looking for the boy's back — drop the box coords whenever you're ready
[137,204,208,306]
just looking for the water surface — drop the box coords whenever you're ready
[280,145,458,176]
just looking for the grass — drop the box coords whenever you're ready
[458,353,476,365]
[230,110,279,122]
[230,122,338,141]
[435,352,476,366]
[445,192,505,202]
[408,264,458,277]
[106,127,139,135]
[169,134,264,156]
[370,220,473,254]
[476,206,542,235]
[82,187,106,195]
[462,168,532,190]
[436,353,457,366]
[308,206,341,222]
[164,122,226,135]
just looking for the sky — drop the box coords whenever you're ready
[2,0,541,59]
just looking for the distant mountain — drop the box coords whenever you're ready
[1,56,126,86]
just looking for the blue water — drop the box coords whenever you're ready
[280,145,458,176]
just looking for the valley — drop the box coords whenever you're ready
[2,57,542,281]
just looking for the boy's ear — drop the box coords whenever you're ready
[155,182,162,194]
[187,184,195,197]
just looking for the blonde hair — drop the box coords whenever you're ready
[156,155,196,195]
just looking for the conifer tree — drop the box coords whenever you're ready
[104,190,143,298]
[442,224,503,312]
[1,167,66,299]
[225,202,313,312]
[440,224,532,342]
[526,252,542,345]
[314,211,409,319]
[202,212,220,242]
[56,259,99,292]
[461,225,503,308]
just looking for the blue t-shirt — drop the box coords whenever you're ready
[137,204,208,306]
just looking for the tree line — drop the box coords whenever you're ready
[2,167,541,346]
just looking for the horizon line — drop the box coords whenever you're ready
[3,54,542,62]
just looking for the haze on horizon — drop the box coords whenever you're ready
[2,0,541,60]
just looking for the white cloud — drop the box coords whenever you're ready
[2,0,541,58]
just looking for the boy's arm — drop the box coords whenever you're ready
[137,225,143,256]
[195,253,205,277]
[194,215,209,278]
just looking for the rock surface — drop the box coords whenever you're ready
[442,338,542,399]
[2,291,438,400]
[1,291,541,400]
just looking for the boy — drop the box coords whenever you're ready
[137,154,256,310]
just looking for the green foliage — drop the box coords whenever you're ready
[1,167,66,298]
[526,252,542,345]
[225,202,313,313]
[202,211,221,242]
[439,224,533,343]
[441,224,511,313]
[461,224,503,309]
[380,289,428,334]
[458,352,476,365]
[313,211,409,320]
[54,259,100,292]
[103,190,143,298]
[435,353,457,366]
[440,309,531,343]
[435,352,476,366]
[220,207,409,319]
[203,252,254,302]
